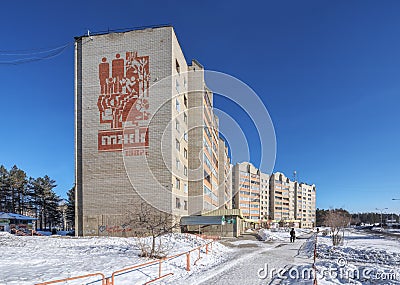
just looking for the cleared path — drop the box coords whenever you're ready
[175,233,315,285]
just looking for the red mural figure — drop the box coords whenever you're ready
[99,57,109,95]
[97,51,150,153]
[112,53,124,93]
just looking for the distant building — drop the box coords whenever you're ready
[295,182,316,228]
[0,212,36,233]
[232,165,316,228]
[260,172,270,221]
[232,162,262,221]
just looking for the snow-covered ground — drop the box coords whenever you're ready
[0,232,229,285]
[2,228,399,285]
[284,229,400,284]
[258,227,313,242]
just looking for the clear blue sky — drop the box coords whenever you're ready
[1,0,399,213]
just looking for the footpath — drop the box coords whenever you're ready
[175,232,315,285]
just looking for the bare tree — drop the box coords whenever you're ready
[126,202,179,258]
[324,209,351,246]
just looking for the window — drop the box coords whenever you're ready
[176,197,181,208]
[184,200,188,210]
[184,166,188,176]
[184,148,188,159]
[176,139,180,151]
[184,94,188,107]
[183,132,188,141]
[176,59,180,74]
[176,120,180,132]
[175,178,180,190]
[184,183,188,193]
[204,171,211,183]
[175,98,180,112]
[183,113,188,124]
[176,159,180,170]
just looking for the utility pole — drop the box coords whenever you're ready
[376,208,388,230]
[392,199,400,223]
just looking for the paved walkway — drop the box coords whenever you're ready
[177,233,315,285]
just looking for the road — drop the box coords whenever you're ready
[175,233,315,285]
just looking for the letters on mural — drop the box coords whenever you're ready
[97,52,150,155]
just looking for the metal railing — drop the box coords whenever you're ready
[35,235,215,285]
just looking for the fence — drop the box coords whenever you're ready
[36,234,217,285]
[313,232,318,285]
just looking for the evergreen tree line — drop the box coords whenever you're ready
[0,165,75,230]
[316,208,399,227]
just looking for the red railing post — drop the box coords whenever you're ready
[313,233,318,285]
[158,259,162,278]
[186,252,191,271]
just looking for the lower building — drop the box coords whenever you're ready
[232,165,316,228]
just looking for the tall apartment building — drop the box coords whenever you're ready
[232,162,262,221]
[187,61,220,214]
[75,26,227,236]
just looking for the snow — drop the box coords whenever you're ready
[0,233,229,285]
[284,229,400,284]
[258,228,287,241]
[2,228,399,284]
[258,228,312,241]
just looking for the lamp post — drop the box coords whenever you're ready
[392,199,400,223]
[376,208,388,230]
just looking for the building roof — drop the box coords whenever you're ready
[0,212,36,220]
[74,24,172,39]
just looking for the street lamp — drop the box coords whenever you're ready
[392,199,400,223]
[376,208,388,230]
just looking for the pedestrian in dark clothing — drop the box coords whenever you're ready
[290,228,296,242]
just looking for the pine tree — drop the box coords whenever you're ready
[0,165,10,212]
[66,186,75,228]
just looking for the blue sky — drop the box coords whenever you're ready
[1,0,399,213]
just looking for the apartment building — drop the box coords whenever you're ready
[295,182,316,228]
[218,138,232,210]
[260,172,270,220]
[267,172,316,228]
[187,61,221,214]
[232,166,316,228]
[232,162,261,221]
[75,26,229,236]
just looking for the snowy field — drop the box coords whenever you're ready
[283,229,400,284]
[0,232,229,285]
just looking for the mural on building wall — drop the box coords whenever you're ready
[97,52,150,156]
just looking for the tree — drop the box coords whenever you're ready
[66,186,75,229]
[0,165,10,212]
[126,202,179,258]
[324,209,351,246]
[29,176,61,230]
[9,165,27,214]
[316,208,328,227]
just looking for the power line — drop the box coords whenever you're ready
[0,38,93,65]
[0,42,72,55]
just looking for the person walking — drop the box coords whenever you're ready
[290,228,296,242]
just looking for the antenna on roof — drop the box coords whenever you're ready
[293,170,297,182]
[87,30,93,40]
